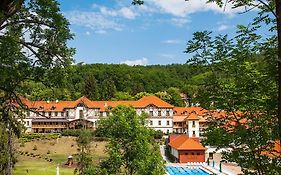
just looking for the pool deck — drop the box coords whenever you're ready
[166,163,238,175]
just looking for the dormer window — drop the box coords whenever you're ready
[150,111,153,116]
[51,106,56,110]
[77,103,85,107]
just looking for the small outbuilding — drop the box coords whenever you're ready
[169,134,205,163]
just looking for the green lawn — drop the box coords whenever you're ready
[14,159,74,175]
[14,137,107,175]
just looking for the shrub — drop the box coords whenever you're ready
[33,145,37,151]
[47,150,50,154]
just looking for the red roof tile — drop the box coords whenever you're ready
[169,135,205,150]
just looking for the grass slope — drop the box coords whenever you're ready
[14,136,107,175]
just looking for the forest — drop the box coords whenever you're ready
[20,63,208,106]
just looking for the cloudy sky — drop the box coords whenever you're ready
[58,0,260,65]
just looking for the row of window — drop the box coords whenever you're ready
[149,110,170,117]
[150,120,170,126]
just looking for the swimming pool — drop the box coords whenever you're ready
[166,166,210,175]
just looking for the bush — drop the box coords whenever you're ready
[47,150,50,154]
[33,145,37,151]
[61,129,96,137]
[20,133,61,142]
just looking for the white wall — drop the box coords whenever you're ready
[187,120,200,138]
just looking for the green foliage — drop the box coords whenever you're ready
[95,105,165,175]
[75,129,94,175]
[20,133,61,142]
[82,74,99,100]
[111,91,134,101]
[186,18,280,174]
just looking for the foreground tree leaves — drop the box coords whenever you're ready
[95,106,165,175]
[0,0,74,174]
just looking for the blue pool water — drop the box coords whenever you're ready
[166,166,210,175]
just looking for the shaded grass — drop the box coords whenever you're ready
[14,159,74,175]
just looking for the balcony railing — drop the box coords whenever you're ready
[32,125,66,128]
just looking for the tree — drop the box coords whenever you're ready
[82,74,99,100]
[95,105,165,175]
[0,0,74,174]
[100,79,116,100]
[75,129,94,175]
[208,0,281,147]
[185,23,280,173]
[111,91,134,101]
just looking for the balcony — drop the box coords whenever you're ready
[32,124,66,129]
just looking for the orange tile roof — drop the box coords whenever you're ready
[134,96,174,108]
[174,107,207,116]
[169,135,205,151]
[22,96,173,112]
[187,113,200,120]
[173,115,187,122]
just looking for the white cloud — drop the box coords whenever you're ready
[149,0,244,17]
[170,17,190,27]
[217,24,230,31]
[121,57,148,66]
[119,7,137,19]
[162,39,182,44]
[85,31,91,35]
[64,11,123,32]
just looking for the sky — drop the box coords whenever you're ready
[57,0,261,65]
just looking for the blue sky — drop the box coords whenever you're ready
[57,0,260,65]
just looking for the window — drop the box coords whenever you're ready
[66,111,69,117]
[48,112,51,117]
[79,110,83,119]
[150,111,153,116]
[26,121,29,126]
[166,110,170,116]
[42,112,45,116]
[192,131,196,136]
[100,112,103,117]
[150,120,153,126]
[197,153,200,155]
[158,120,161,126]
[192,152,194,155]
[167,120,170,126]
[61,112,64,117]
[158,110,161,116]
[55,112,58,116]
[192,121,195,127]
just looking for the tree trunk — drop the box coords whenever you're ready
[276,0,281,145]
[7,126,12,175]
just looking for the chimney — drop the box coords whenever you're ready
[47,100,50,104]
[55,99,59,103]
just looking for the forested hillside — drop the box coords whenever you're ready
[20,63,208,105]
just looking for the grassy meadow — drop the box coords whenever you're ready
[14,136,107,175]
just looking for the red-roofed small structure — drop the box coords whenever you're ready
[168,134,205,163]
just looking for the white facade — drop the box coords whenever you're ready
[187,120,200,138]
[23,99,174,134]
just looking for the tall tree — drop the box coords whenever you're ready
[75,129,94,175]
[82,74,99,100]
[185,24,280,173]
[96,105,165,175]
[0,0,74,174]
[100,79,116,100]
